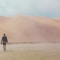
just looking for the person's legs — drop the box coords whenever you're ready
[3,43,6,51]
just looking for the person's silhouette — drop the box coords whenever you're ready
[1,34,8,51]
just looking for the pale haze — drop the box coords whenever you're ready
[0,0,60,18]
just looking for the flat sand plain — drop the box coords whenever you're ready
[0,43,60,60]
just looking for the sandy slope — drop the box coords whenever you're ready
[0,15,60,42]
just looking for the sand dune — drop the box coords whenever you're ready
[0,15,60,43]
[53,18,60,23]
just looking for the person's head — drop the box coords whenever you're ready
[3,33,5,36]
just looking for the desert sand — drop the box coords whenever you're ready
[0,43,60,60]
[0,15,60,60]
[0,15,60,43]
[0,50,59,60]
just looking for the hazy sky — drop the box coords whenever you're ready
[0,0,60,18]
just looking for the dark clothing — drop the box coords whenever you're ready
[3,43,6,45]
[1,36,8,44]
[1,34,8,51]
